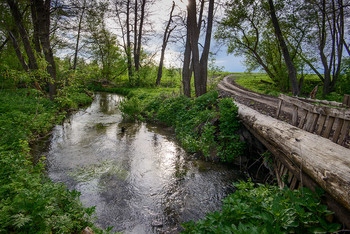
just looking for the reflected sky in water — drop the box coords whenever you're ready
[38,93,244,233]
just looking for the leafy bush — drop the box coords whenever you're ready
[182,180,341,233]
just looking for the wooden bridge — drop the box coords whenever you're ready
[218,76,350,227]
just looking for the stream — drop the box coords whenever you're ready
[33,92,245,233]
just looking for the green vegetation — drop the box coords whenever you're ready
[182,180,340,233]
[119,90,245,162]
[0,88,102,233]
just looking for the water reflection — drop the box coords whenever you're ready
[37,93,244,233]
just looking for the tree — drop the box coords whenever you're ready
[268,0,299,95]
[30,0,57,99]
[6,0,38,71]
[156,1,176,86]
[183,0,215,97]
[302,0,346,96]
[216,0,309,94]
[85,1,124,81]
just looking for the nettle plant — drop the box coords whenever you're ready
[182,180,341,233]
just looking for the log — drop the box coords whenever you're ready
[235,102,350,213]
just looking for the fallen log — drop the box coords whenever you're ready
[235,102,350,215]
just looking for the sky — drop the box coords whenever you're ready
[145,0,247,72]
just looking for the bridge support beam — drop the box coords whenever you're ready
[235,102,350,227]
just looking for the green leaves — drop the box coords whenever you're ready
[0,89,99,233]
[182,180,341,233]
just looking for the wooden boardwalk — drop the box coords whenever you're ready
[218,76,350,227]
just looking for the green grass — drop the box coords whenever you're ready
[233,73,281,97]
[233,72,344,102]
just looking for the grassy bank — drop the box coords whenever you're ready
[0,88,103,233]
[233,73,347,102]
[118,89,245,162]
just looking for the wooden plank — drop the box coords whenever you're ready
[338,120,350,145]
[343,94,350,107]
[323,116,335,138]
[276,99,283,118]
[333,118,344,143]
[298,96,344,107]
[316,115,327,135]
[288,171,293,184]
[304,113,318,132]
[279,94,350,120]
[298,110,308,129]
[290,177,298,190]
[292,105,298,126]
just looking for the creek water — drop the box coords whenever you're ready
[34,92,245,233]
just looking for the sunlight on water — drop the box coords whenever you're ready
[36,93,243,233]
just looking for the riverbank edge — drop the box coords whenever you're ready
[0,88,106,233]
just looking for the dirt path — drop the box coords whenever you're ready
[218,75,292,122]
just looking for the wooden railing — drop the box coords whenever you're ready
[276,94,350,147]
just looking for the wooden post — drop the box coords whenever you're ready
[343,94,350,107]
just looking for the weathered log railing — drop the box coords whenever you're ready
[219,80,350,226]
[276,94,350,148]
[235,101,350,227]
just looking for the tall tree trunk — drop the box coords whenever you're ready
[135,0,146,74]
[319,0,331,96]
[72,0,86,70]
[133,0,138,70]
[7,0,38,70]
[188,0,201,97]
[268,0,299,96]
[182,25,192,97]
[330,0,344,91]
[156,1,175,86]
[32,0,57,99]
[198,0,214,96]
[30,2,41,54]
[126,0,133,83]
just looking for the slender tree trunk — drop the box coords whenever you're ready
[73,0,86,70]
[198,0,214,96]
[30,2,41,54]
[268,0,299,96]
[135,0,146,74]
[331,0,344,91]
[126,0,133,83]
[133,0,138,70]
[319,0,331,96]
[7,0,38,70]
[187,0,201,97]
[8,30,29,71]
[156,1,175,86]
[182,28,192,97]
